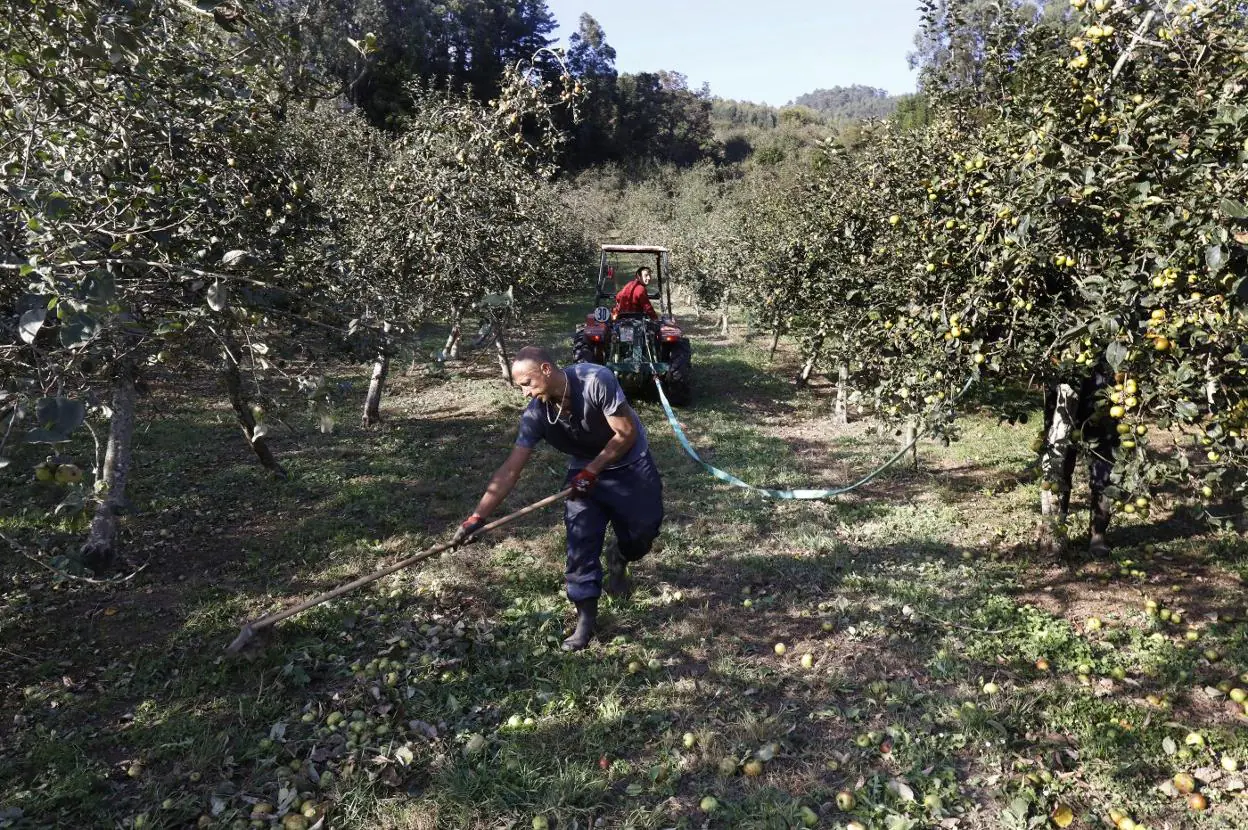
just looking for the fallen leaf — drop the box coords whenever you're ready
[888,778,916,801]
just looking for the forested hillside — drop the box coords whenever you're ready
[790,85,900,123]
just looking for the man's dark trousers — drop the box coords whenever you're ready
[563,451,663,602]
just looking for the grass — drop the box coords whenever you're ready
[1,298,1247,829]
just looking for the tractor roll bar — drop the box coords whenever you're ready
[600,244,669,254]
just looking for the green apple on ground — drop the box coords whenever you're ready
[1173,772,1197,794]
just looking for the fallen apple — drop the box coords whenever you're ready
[699,795,719,813]
[682,732,696,749]
[774,642,787,656]
[54,463,83,484]
[743,759,764,777]
[835,790,856,811]
[1173,772,1196,794]
[800,653,814,669]
[799,805,818,827]
[281,815,309,830]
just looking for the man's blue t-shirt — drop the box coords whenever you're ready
[516,364,648,470]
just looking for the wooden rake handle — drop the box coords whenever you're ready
[226,487,573,653]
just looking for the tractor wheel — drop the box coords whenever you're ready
[572,331,596,364]
[664,339,692,406]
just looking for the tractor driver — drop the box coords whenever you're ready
[451,346,665,651]
[612,266,659,320]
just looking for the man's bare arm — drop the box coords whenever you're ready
[472,446,533,518]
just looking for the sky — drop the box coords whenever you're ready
[542,0,924,106]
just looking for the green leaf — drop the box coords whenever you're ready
[1205,244,1227,273]
[82,271,115,304]
[221,249,250,268]
[43,192,71,220]
[26,397,85,443]
[58,312,100,348]
[1219,198,1248,219]
[1174,400,1200,422]
[18,308,46,344]
[207,280,228,312]
[1105,342,1127,371]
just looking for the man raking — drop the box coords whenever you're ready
[453,346,664,651]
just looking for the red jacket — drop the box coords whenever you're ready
[612,279,658,319]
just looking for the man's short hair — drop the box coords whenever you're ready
[513,345,558,369]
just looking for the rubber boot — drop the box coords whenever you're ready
[561,597,598,652]
[604,543,632,599]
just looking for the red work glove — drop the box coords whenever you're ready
[570,469,598,499]
[451,513,484,547]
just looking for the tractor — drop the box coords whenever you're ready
[571,244,692,405]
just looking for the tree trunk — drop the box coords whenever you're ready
[221,340,288,479]
[797,331,825,389]
[718,288,730,337]
[833,363,849,425]
[1041,383,1077,518]
[442,307,462,361]
[768,321,782,362]
[363,322,392,427]
[80,361,137,573]
[1037,383,1077,554]
[493,320,513,384]
[901,420,919,470]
